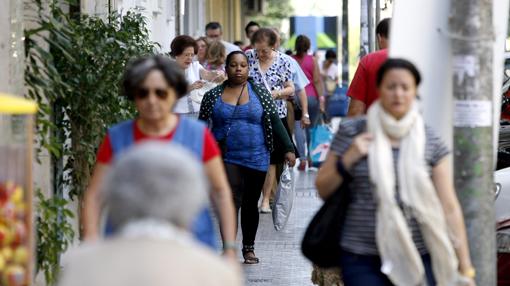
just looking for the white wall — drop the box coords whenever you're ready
[81,0,181,52]
[81,0,207,52]
[389,0,453,146]
[390,0,509,157]
[0,0,24,96]
[183,0,206,38]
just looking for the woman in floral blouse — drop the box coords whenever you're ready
[245,28,295,212]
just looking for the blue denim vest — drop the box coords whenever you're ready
[106,117,217,249]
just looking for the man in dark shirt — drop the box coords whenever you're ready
[243,21,260,52]
[205,22,241,55]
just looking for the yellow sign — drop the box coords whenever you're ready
[0,93,37,115]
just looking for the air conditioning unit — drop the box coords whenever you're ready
[245,0,264,14]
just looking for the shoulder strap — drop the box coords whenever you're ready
[108,120,135,158]
[222,83,246,140]
[172,117,205,160]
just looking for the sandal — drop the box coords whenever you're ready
[242,245,260,264]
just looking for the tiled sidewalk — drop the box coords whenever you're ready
[240,171,322,286]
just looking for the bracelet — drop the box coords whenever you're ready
[223,241,237,251]
[303,114,310,119]
[461,267,476,279]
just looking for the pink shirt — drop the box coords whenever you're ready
[293,54,319,98]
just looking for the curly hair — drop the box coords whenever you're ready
[170,35,198,57]
[206,40,226,67]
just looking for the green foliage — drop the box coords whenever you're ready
[26,1,157,199]
[25,0,158,283]
[252,0,294,29]
[35,191,75,285]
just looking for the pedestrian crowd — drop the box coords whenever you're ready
[60,17,476,286]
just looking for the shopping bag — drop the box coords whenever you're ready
[272,164,295,231]
[189,81,217,104]
[326,85,349,118]
[309,119,333,168]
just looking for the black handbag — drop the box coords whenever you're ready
[291,97,303,120]
[301,177,352,268]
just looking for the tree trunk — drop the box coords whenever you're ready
[450,0,496,284]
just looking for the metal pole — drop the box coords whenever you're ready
[450,0,496,284]
[368,0,375,52]
[337,0,343,84]
[360,0,369,57]
[175,0,181,36]
[376,0,380,27]
[341,0,349,86]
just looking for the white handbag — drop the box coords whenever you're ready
[189,81,217,104]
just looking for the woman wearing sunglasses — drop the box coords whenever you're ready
[199,51,296,264]
[82,55,237,261]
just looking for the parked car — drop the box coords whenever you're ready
[497,218,510,286]
[496,71,510,285]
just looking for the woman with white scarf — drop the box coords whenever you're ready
[316,58,475,286]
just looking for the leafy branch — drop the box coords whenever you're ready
[24,0,158,283]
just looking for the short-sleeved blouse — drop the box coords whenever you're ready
[329,117,450,255]
[245,50,292,118]
[174,61,203,114]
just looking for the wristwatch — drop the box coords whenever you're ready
[303,113,310,119]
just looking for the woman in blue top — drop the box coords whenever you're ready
[199,51,296,264]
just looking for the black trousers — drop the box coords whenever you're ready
[224,163,267,247]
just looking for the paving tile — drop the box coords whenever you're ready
[238,171,322,286]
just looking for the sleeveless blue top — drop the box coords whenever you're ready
[211,84,270,171]
[106,116,217,249]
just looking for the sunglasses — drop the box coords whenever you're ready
[134,87,169,100]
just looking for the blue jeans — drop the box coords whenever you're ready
[307,96,320,127]
[339,251,436,286]
[294,120,306,159]
[306,96,320,158]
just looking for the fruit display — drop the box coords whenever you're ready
[0,94,37,285]
[0,181,29,286]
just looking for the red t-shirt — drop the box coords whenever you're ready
[96,118,220,164]
[347,49,388,111]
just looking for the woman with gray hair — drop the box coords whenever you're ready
[82,55,237,260]
[60,142,242,286]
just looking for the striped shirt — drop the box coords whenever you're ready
[330,117,449,255]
